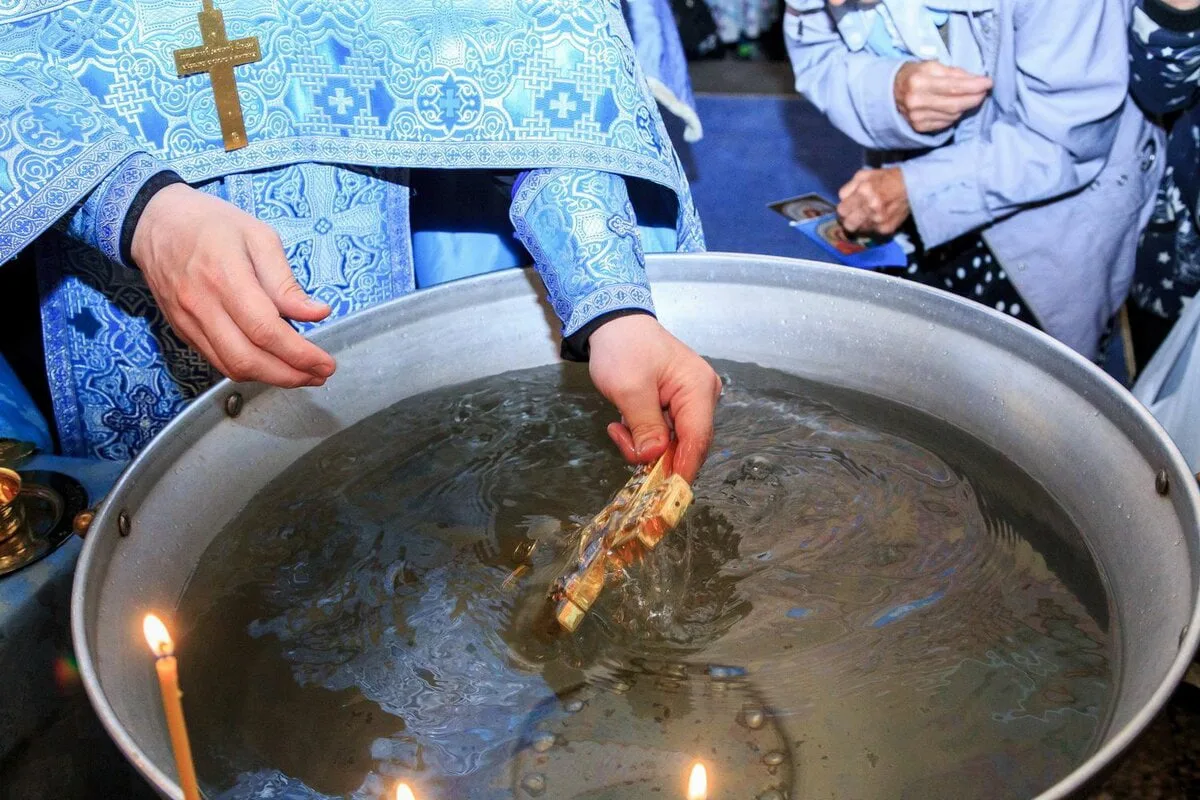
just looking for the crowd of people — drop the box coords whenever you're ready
[782,0,1200,376]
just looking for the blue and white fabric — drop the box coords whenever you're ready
[0,0,705,460]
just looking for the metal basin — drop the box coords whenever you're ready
[71,253,1200,799]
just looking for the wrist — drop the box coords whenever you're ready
[129,181,191,268]
[562,309,655,363]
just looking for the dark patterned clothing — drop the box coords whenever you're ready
[1129,0,1200,362]
[882,223,1043,330]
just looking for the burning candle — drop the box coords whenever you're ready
[143,614,201,800]
[687,761,707,800]
[395,783,417,800]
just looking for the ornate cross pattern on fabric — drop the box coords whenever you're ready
[172,1,262,151]
[398,0,520,68]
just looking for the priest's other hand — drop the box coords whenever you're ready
[894,61,992,134]
[131,184,337,388]
[837,167,910,237]
[587,314,721,483]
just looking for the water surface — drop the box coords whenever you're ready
[178,361,1115,799]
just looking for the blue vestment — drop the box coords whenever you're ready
[0,0,704,460]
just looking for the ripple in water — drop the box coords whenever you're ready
[177,362,1114,800]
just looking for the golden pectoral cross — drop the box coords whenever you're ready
[173,1,262,151]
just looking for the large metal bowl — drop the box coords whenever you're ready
[71,253,1200,798]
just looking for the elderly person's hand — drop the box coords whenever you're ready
[894,61,992,133]
[837,167,910,237]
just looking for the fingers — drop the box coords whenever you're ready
[836,168,909,236]
[160,306,232,378]
[219,267,336,379]
[837,180,871,232]
[925,74,993,97]
[921,89,990,116]
[668,369,721,484]
[133,185,337,389]
[613,386,672,465]
[898,62,992,132]
[838,202,867,235]
[249,231,332,324]
[606,422,638,463]
[192,301,322,388]
[914,62,992,91]
[838,170,868,201]
[588,315,719,478]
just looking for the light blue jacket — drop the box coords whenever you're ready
[784,0,1163,358]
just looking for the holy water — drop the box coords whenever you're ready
[177,361,1115,800]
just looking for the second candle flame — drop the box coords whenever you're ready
[395,784,416,800]
[687,761,707,800]
[142,614,174,658]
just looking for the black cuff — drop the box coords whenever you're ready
[120,171,186,267]
[1144,0,1200,32]
[560,308,654,363]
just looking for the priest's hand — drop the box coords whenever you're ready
[587,314,721,483]
[894,61,992,134]
[131,184,337,388]
[837,167,910,237]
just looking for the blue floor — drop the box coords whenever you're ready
[681,93,862,261]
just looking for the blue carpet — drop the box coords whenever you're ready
[678,93,862,260]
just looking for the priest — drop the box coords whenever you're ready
[0,0,719,480]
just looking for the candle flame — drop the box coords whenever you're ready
[687,761,707,800]
[395,784,416,800]
[142,614,174,658]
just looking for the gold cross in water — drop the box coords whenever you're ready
[173,1,262,151]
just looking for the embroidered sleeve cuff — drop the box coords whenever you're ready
[561,284,656,338]
[1144,0,1200,32]
[64,153,177,268]
[509,168,656,340]
[854,58,954,150]
[120,170,186,266]
[899,150,992,248]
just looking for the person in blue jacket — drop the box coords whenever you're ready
[1127,0,1200,368]
[784,0,1163,361]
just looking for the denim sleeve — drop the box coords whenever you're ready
[900,0,1128,248]
[509,168,655,337]
[1130,0,1200,116]
[59,153,174,268]
[782,0,952,151]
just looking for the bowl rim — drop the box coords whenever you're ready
[70,252,1200,800]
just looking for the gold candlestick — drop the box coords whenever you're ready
[143,614,202,800]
